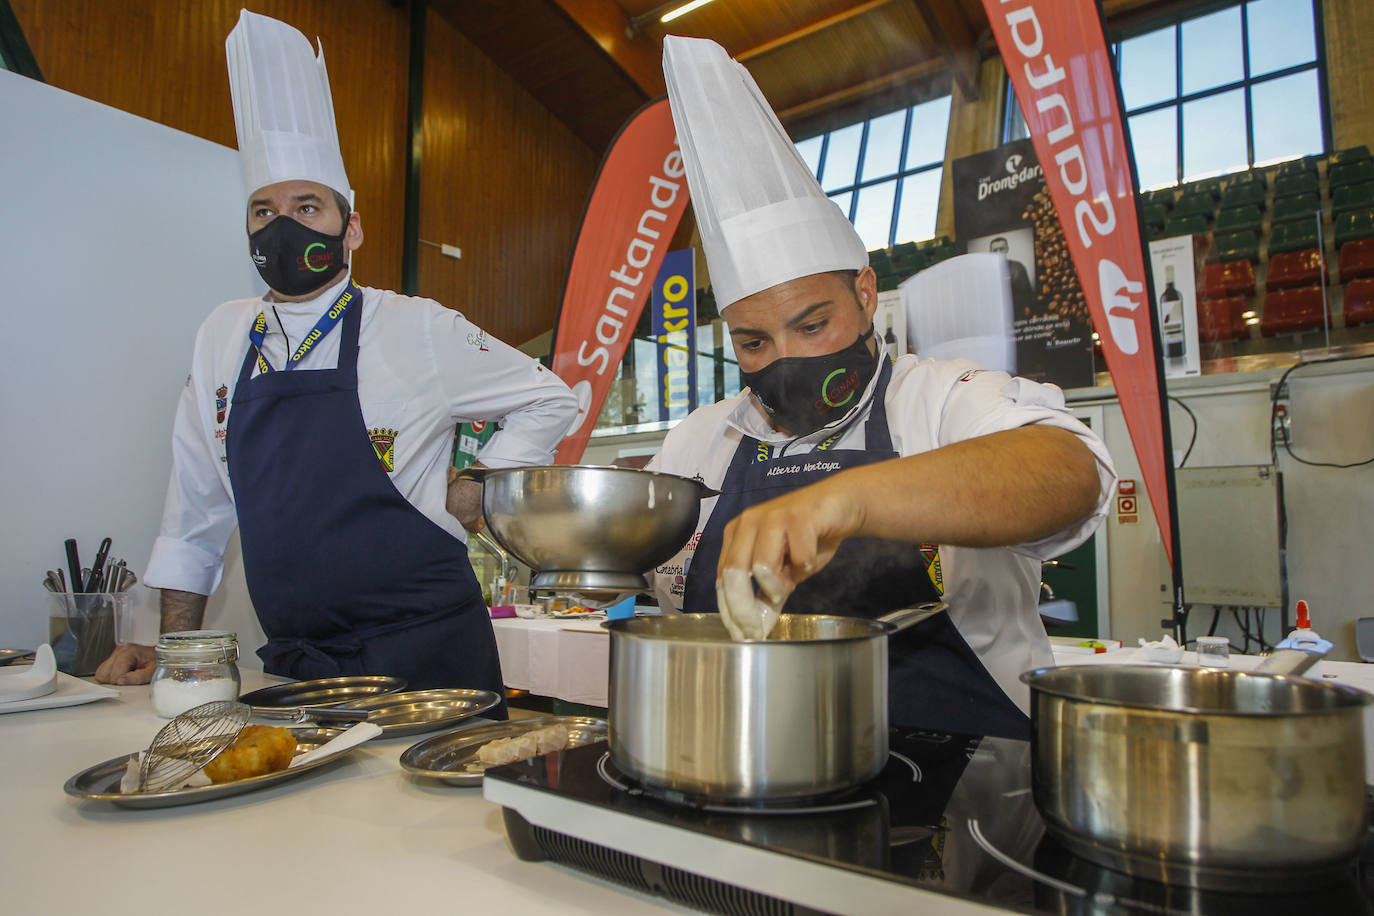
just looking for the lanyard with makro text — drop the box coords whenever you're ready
[752,429,845,464]
[249,281,361,375]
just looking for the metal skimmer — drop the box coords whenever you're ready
[138,700,251,792]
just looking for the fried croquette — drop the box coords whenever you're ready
[203,725,297,783]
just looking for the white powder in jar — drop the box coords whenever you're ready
[151,676,239,718]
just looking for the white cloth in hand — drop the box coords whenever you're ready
[716,565,785,640]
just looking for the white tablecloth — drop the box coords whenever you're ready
[491,617,610,707]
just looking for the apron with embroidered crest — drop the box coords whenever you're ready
[226,285,505,714]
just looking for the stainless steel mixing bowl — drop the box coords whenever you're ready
[456,465,714,595]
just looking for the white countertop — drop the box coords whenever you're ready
[0,668,693,915]
[8,643,1373,914]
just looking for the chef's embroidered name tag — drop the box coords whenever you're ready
[369,427,397,472]
[764,459,840,477]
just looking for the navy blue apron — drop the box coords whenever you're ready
[226,288,506,717]
[681,360,1029,740]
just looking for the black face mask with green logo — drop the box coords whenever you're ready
[248,214,348,297]
[740,327,878,436]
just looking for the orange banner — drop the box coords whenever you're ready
[550,98,690,463]
[986,0,1182,578]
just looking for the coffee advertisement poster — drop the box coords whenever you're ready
[951,139,1095,389]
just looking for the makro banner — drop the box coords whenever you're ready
[551,98,691,463]
[651,248,697,422]
[985,0,1181,576]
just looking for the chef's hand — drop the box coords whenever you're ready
[715,565,785,640]
[447,465,485,532]
[717,476,864,604]
[94,644,156,685]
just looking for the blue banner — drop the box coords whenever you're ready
[651,248,696,422]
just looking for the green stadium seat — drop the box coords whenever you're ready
[1222,180,1267,209]
[1271,192,1321,224]
[891,241,917,260]
[1173,194,1215,220]
[1142,202,1169,226]
[1183,177,1224,200]
[1330,159,1374,189]
[876,273,901,292]
[1328,146,1372,167]
[1214,230,1259,263]
[1276,156,1321,180]
[868,248,892,274]
[1333,182,1374,215]
[1215,205,1263,234]
[1335,209,1374,248]
[1269,220,1321,255]
[1143,188,1176,207]
[1164,214,1208,237]
[1275,171,1320,199]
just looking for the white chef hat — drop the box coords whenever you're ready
[663,36,868,311]
[226,10,351,203]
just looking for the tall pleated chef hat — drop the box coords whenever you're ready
[226,10,350,202]
[663,36,868,311]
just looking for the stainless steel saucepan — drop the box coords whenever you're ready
[606,603,946,802]
[456,464,715,596]
[1022,640,1371,890]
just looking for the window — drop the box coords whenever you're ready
[1002,0,1327,190]
[795,95,953,251]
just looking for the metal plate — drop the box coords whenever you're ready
[399,716,607,785]
[0,648,35,666]
[64,728,360,809]
[238,676,406,709]
[334,688,502,738]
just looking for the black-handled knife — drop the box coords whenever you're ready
[86,537,112,592]
[64,539,83,595]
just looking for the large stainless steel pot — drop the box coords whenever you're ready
[457,465,714,596]
[1022,652,1371,890]
[607,603,945,802]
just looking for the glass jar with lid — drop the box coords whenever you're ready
[150,630,241,718]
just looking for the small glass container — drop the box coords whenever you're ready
[150,630,241,718]
[1196,636,1231,668]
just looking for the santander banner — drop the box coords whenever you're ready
[984,0,1179,568]
[550,98,690,463]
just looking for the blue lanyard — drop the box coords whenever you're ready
[249,282,361,375]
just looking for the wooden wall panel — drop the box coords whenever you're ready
[418,7,597,347]
[11,0,410,290]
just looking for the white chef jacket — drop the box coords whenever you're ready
[146,273,578,596]
[646,346,1117,714]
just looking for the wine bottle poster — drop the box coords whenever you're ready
[951,139,1095,389]
[1147,236,1201,379]
[875,289,909,358]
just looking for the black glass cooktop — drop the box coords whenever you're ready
[488,728,1374,915]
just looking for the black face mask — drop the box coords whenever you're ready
[248,214,348,297]
[740,327,879,436]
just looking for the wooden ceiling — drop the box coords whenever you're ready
[437,0,1181,155]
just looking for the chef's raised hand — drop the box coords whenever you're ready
[715,566,784,640]
[93,643,156,685]
[716,475,864,597]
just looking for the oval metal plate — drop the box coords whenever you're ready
[63,727,360,809]
[335,688,501,738]
[399,716,607,785]
[239,675,407,709]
